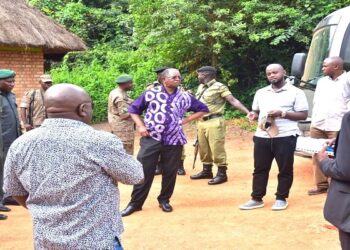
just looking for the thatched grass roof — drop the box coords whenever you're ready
[0,0,87,54]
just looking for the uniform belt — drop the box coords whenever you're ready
[203,114,223,121]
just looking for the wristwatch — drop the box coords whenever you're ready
[281,111,287,118]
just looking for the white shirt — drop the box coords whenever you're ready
[252,83,309,138]
[311,72,350,131]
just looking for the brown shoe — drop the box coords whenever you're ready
[308,187,328,196]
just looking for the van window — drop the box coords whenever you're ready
[302,25,337,87]
[340,24,350,71]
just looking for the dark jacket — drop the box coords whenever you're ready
[321,111,350,232]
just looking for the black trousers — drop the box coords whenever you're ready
[339,230,350,250]
[129,137,183,208]
[251,136,297,201]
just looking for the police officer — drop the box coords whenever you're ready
[108,75,135,155]
[0,69,22,219]
[20,74,53,131]
[146,67,169,90]
[190,66,250,185]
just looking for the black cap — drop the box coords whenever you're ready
[197,66,217,73]
[154,67,169,74]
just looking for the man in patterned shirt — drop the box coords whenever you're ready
[20,74,53,131]
[121,68,209,216]
[4,84,144,249]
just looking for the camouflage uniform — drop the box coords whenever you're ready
[20,89,46,128]
[108,87,135,155]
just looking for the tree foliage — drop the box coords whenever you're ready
[27,0,350,122]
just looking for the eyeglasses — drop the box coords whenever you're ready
[167,76,183,80]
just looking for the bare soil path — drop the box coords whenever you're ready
[0,121,339,250]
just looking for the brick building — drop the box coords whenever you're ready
[0,0,86,102]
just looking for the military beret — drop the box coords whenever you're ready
[154,67,169,74]
[116,74,133,84]
[197,66,217,73]
[0,69,16,80]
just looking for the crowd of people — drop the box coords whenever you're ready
[1,57,350,249]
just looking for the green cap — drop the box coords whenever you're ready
[116,74,133,84]
[197,66,217,73]
[0,69,16,80]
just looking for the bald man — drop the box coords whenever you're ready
[308,56,350,195]
[240,64,308,211]
[3,84,144,249]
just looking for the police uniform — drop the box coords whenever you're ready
[108,75,135,155]
[191,66,232,184]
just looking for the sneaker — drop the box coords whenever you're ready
[239,199,264,210]
[271,200,288,211]
[177,167,186,175]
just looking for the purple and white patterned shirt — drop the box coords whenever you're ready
[129,85,208,145]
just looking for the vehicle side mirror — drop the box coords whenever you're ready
[291,53,307,79]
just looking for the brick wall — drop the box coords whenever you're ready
[0,47,44,104]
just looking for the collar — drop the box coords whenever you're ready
[41,118,91,128]
[204,79,216,88]
[267,82,290,93]
[326,71,346,81]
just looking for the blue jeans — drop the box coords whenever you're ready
[114,237,123,250]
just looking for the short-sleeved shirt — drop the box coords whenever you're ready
[196,79,232,116]
[0,91,21,148]
[252,83,309,138]
[19,89,46,127]
[108,87,134,141]
[129,85,208,145]
[311,73,350,131]
[4,118,144,249]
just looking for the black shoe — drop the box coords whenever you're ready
[208,175,228,185]
[121,205,142,217]
[155,165,162,175]
[159,202,173,212]
[177,167,186,175]
[0,204,11,212]
[0,214,7,220]
[208,166,228,185]
[190,164,213,180]
[2,196,19,206]
[190,171,213,179]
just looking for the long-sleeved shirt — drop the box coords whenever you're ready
[129,85,208,145]
[311,73,350,131]
[4,118,144,250]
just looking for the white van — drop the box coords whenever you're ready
[291,5,350,136]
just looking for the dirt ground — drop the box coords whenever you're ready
[0,121,340,250]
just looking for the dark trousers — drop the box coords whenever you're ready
[251,136,297,201]
[129,137,183,208]
[339,230,350,250]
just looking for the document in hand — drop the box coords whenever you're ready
[296,137,334,156]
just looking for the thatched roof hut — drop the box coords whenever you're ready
[0,0,87,102]
[0,0,87,54]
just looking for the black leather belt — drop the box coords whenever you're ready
[202,114,223,121]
